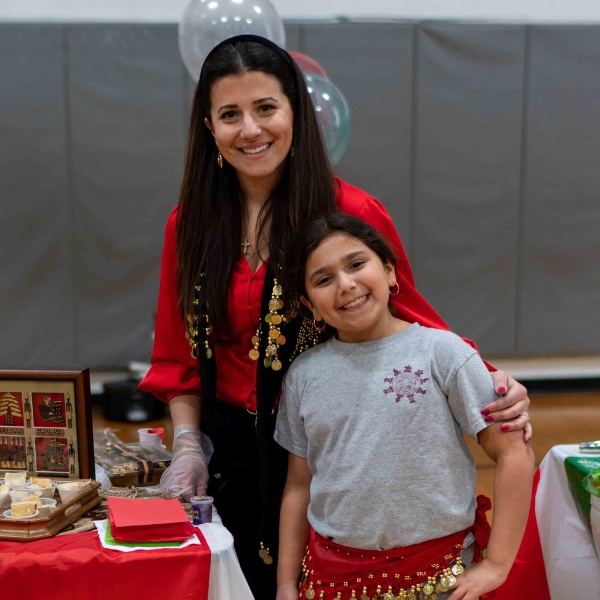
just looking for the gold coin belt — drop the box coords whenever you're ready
[185,282,214,360]
[300,549,466,600]
[249,278,286,371]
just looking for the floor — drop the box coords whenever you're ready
[93,388,600,521]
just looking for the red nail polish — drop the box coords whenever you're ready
[501,424,509,431]
[498,387,506,393]
[480,408,491,415]
[484,415,494,422]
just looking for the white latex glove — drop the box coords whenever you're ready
[160,425,212,501]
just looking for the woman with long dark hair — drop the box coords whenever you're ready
[139,35,531,599]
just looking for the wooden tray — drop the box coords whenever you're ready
[0,479,102,541]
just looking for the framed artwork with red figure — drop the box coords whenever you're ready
[0,370,93,479]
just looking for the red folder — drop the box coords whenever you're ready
[107,497,195,542]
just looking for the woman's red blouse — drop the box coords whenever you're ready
[139,178,487,411]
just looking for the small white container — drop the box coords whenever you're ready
[27,483,57,499]
[138,428,163,445]
[57,481,90,504]
[9,489,42,503]
[6,480,32,491]
[3,509,40,520]
[38,498,58,517]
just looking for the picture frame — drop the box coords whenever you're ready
[0,369,94,479]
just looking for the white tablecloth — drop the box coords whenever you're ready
[536,444,600,598]
[199,514,255,600]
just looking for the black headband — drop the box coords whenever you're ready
[199,34,298,86]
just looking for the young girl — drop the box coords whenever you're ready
[274,214,534,600]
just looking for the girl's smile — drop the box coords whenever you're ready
[302,233,408,343]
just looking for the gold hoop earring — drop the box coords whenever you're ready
[389,282,400,296]
[217,152,223,169]
[313,317,326,333]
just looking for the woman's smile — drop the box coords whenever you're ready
[206,71,294,199]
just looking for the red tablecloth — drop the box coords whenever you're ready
[0,528,211,600]
[494,468,551,599]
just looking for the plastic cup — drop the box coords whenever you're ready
[138,428,162,445]
[28,483,56,499]
[38,498,57,517]
[57,481,89,504]
[10,490,42,503]
[190,495,213,525]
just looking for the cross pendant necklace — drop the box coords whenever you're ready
[241,240,251,255]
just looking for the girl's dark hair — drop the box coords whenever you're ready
[176,35,336,330]
[285,213,397,308]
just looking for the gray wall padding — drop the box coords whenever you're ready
[0,25,77,367]
[1,21,599,369]
[518,26,600,354]
[412,24,525,354]
[67,25,186,367]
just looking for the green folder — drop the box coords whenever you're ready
[105,521,184,547]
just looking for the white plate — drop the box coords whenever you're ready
[3,509,40,519]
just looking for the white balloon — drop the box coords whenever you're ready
[305,74,352,166]
[179,0,286,81]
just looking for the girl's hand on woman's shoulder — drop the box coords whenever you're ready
[446,558,508,600]
[483,371,532,442]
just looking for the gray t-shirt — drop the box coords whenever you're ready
[274,323,495,550]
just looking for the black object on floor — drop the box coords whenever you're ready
[102,379,165,422]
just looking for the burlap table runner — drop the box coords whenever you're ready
[57,487,194,536]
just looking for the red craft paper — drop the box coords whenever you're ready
[107,497,194,542]
[0,528,211,600]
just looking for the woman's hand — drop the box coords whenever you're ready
[483,371,532,442]
[160,427,210,501]
[446,559,508,600]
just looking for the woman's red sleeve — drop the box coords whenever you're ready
[356,194,495,371]
[138,208,202,402]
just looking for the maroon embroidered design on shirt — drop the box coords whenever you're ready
[383,365,429,403]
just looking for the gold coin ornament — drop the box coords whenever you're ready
[264,554,273,565]
[271,359,282,371]
[273,284,282,295]
[271,314,282,325]
[205,348,213,359]
[451,564,465,576]
[249,348,260,360]
[252,335,259,345]
[306,584,316,599]
[423,583,434,595]
[265,313,272,324]
[269,328,279,339]
[446,574,456,586]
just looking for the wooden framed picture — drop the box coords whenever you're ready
[0,369,94,479]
